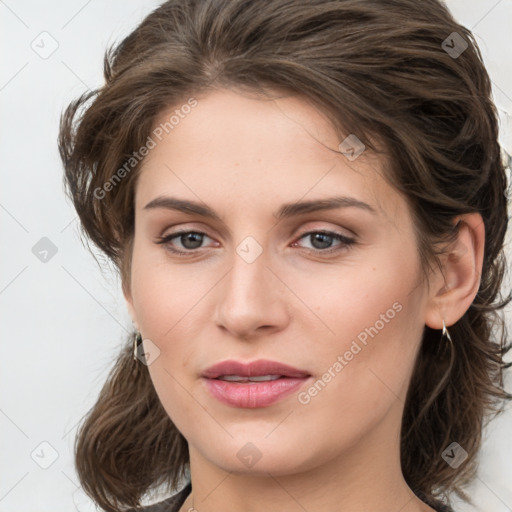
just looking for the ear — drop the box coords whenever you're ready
[122,280,139,332]
[424,213,485,329]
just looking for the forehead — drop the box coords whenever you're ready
[135,88,403,223]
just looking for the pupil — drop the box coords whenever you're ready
[311,233,332,249]
[182,233,203,249]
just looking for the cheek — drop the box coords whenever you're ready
[291,289,424,450]
[129,244,212,390]
[292,246,422,352]
[130,242,205,338]
[299,247,425,399]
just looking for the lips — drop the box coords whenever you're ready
[201,359,310,379]
[201,359,311,408]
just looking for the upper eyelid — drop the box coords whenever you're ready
[152,210,362,239]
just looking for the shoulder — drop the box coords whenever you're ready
[126,482,192,512]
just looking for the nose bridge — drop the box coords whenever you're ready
[225,239,272,306]
[214,235,288,337]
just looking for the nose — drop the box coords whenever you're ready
[213,245,290,340]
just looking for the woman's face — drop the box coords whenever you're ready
[125,88,433,476]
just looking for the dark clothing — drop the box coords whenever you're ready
[132,482,454,511]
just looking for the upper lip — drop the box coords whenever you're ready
[202,359,311,379]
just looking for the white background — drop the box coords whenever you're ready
[1,1,511,511]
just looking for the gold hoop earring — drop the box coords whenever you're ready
[133,331,142,361]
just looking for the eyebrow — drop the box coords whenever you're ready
[143,195,376,220]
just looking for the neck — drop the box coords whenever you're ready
[180,406,435,512]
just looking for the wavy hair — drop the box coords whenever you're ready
[58,0,511,510]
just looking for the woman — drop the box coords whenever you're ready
[58,1,511,511]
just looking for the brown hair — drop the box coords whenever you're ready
[58,0,511,510]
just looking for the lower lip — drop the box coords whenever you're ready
[203,377,310,408]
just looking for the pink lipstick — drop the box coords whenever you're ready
[201,359,311,408]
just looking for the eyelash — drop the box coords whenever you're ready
[155,229,356,257]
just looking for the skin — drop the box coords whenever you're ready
[124,88,484,512]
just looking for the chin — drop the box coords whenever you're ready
[194,434,326,477]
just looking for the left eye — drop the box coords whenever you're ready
[294,231,355,253]
[155,230,355,255]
